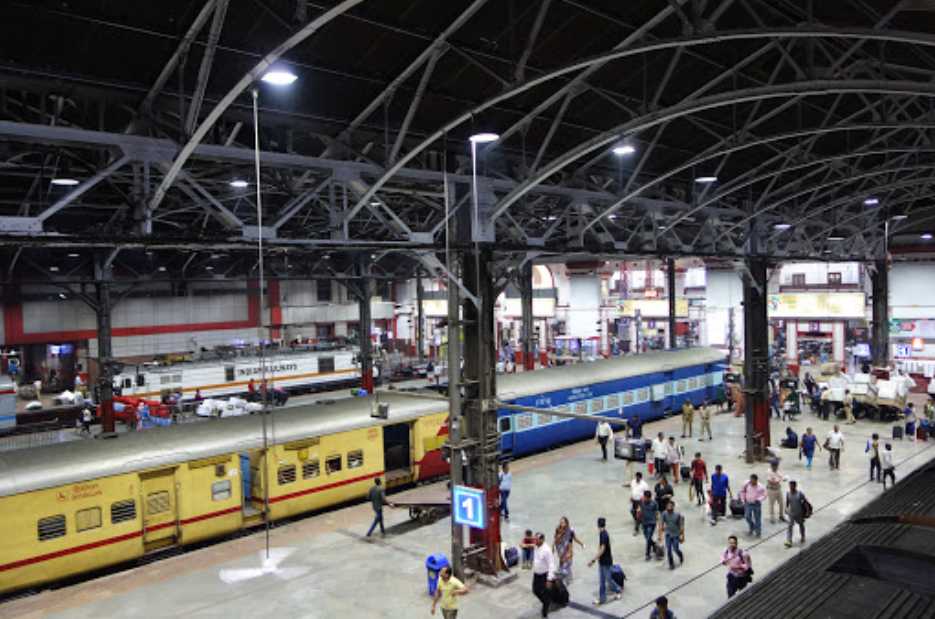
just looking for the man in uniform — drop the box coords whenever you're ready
[680,399,694,438]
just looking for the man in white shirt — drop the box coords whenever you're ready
[826,425,845,470]
[651,432,667,479]
[627,471,651,536]
[595,420,613,462]
[532,533,557,617]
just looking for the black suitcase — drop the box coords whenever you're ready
[504,546,519,567]
[611,564,626,588]
[730,498,745,518]
[652,540,665,560]
[551,578,569,606]
[893,425,904,440]
[681,465,691,480]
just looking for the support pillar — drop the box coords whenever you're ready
[667,257,677,349]
[446,251,464,578]
[356,258,374,394]
[743,258,770,460]
[416,272,425,361]
[872,259,889,367]
[461,245,501,576]
[94,257,115,436]
[520,261,535,370]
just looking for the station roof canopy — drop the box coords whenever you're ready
[3,1,935,280]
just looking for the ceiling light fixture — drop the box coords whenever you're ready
[67,252,80,258]
[863,197,879,206]
[261,70,298,86]
[49,266,60,272]
[922,233,933,240]
[158,266,167,272]
[468,132,499,144]
[773,223,792,231]
[827,235,844,241]
[51,178,80,186]
[229,179,248,188]
[58,293,67,300]
[612,144,636,156]
[694,176,718,184]
[891,214,908,221]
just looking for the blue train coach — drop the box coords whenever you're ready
[496,348,727,458]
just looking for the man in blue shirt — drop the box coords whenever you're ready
[710,465,731,524]
[637,490,660,560]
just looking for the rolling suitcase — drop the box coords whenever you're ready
[680,465,691,480]
[551,577,570,606]
[611,564,626,588]
[652,540,665,560]
[893,425,904,440]
[730,498,745,518]
[918,426,928,442]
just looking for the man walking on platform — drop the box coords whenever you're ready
[800,427,821,469]
[766,461,787,524]
[628,472,651,536]
[652,432,667,479]
[699,400,713,441]
[595,419,613,462]
[587,517,622,606]
[658,500,685,570]
[532,533,557,618]
[784,480,808,548]
[740,474,766,537]
[365,478,392,537]
[681,399,694,438]
[710,464,731,524]
[637,490,660,561]
[826,425,845,470]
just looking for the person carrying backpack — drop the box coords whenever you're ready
[784,480,811,547]
[720,535,752,598]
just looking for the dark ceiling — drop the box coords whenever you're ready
[3,0,935,282]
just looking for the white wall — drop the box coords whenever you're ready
[779,262,861,285]
[890,263,935,319]
[704,269,744,350]
[566,274,601,338]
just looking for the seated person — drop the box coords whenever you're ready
[780,426,798,449]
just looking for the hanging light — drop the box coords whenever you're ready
[612,144,636,156]
[922,233,933,240]
[694,176,718,184]
[51,177,79,186]
[260,69,298,86]
[863,197,879,206]
[469,132,499,144]
[773,223,792,231]
[230,179,249,189]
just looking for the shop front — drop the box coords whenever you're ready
[769,292,867,374]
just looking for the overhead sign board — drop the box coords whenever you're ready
[767,292,865,319]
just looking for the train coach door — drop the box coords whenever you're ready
[140,468,179,549]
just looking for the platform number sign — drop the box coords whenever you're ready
[452,485,485,529]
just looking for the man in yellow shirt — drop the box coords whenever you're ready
[681,399,694,438]
[432,566,469,618]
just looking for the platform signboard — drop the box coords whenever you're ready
[452,485,485,529]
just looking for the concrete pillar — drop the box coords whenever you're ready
[872,259,889,366]
[667,257,677,349]
[743,257,771,459]
[94,257,115,436]
[832,321,845,366]
[520,261,535,370]
[785,321,798,365]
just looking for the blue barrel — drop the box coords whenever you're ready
[425,554,449,596]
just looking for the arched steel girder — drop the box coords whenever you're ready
[582,125,935,235]
[147,0,365,214]
[767,171,935,245]
[718,164,934,242]
[795,175,935,246]
[496,81,935,228]
[346,27,935,224]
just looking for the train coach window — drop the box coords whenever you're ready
[76,507,102,532]
[277,465,296,485]
[347,450,364,469]
[302,459,320,479]
[123,378,132,390]
[225,366,235,382]
[606,395,620,410]
[111,499,136,524]
[318,356,335,374]
[499,417,511,433]
[326,455,342,474]
[38,515,66,541]
[136,374,146,387]
[212,480,232,501]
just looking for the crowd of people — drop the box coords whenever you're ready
[403,378,921,618]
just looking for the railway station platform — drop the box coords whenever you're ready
[3,401,934,619]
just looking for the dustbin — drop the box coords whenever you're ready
[425,553,449,596]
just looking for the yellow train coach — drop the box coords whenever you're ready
[0,394,449,595]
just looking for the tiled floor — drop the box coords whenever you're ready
[3,405,933,619]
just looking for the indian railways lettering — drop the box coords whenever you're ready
[236,363,299,377]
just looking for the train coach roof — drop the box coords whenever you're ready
[0,393,442,498]
[498,347,725,400]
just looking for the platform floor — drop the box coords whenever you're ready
[3,405,934,619]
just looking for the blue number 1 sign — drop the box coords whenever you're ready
[452,485,485,529]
